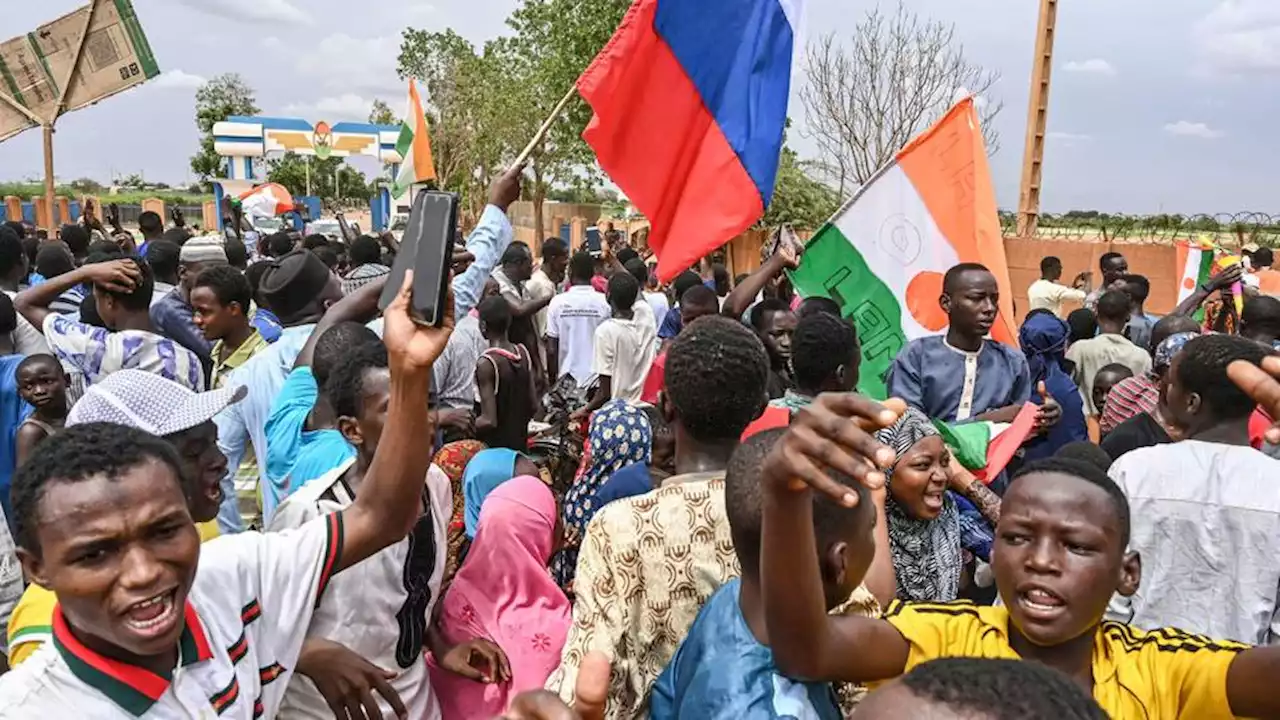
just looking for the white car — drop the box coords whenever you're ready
[307,219,343,241]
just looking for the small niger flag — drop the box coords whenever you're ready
[393,80,437,194]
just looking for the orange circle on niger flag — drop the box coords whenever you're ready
[906,271,948,332]
[1182,277,1196,290]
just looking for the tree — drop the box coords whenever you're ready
[368,98,396,127]
[800,3,1003,195]
[190,74,260,188]
[759,146,842,229]
[504,0,631,238]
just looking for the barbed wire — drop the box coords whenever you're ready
[1000,212,1280,247]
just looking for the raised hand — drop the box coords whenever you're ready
[83,258,143,293]
[382,270,454,374]
[489,163,526,212]
[762,393,904,507]
[1035,380,1062,432]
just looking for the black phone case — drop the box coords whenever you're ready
[378,191,459,326]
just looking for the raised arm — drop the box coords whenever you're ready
[15,259,140,330]
[760,393,912,683]
[1226,648,1280,718]
[334,273,451,572]
[453,165,524,318]
[1171,263,1241,318]
[723,248,798,320]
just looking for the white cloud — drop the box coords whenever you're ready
[407,2,436,18]
[151,70,207,90]
[288,34,402,94]
[1194,0,1280,75]
[282,94,376,122]
[1163,121,1225,139]
[171,0,310,25]
[1062,59,1116,76]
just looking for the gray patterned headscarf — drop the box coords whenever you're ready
[876,407,963,602]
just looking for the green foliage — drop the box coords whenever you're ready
[368,98,396,126]
[265,152,372,204]
[0,182,209,206]
[190,74,260,186]
[759,147,842,229]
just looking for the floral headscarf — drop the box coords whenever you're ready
[876,408,963,602]
[552,400,652,588]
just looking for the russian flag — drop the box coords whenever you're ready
[577,0,802,282]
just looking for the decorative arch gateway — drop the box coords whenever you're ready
[211,115,404,230]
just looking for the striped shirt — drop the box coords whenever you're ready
[0,514,343,718]
[1099,371,1159,436]
[42,314,206,393]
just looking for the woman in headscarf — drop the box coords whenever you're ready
[1100,332,1196,462]
[429,476,570,718]
[551,399,652,589]
[876,408,1002,602]
[1020,309,1089,461]
[433,440,486,588]
[462,448,542,537]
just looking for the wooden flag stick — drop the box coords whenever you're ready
[511,85,578,170]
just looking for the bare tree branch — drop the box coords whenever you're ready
[799,2,1003,194]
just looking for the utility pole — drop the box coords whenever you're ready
[1016,0,1058,238]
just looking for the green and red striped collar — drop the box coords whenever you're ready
[51,600,213,716]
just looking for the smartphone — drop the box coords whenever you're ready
[379,191,459,326]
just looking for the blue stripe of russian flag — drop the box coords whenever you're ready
[654,0,799,206]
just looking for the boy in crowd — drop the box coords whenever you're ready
[14,256,205,393]
[1116,274,1155,350]
[854,658,1106,719]
[573,272,656,419]
[1066,289,1151,416]
[151,236,229,366]
[475,296,538,451]
[656,271,707,344]
[1090,363,1133,421]
[547,251,610,389]
[190,266,269,388]
[271,341,501,718]
[547,316,770,718]
[749,299,797,400]
[1108,334,1280,645]
[651,429,876,718]
[0,276,451,717]
[887,264,1041,425]
[13,354,68,469]
[1084,252,1128,309]
[145,240,182,308]
[528,237,570,342]
[758,392,1280,719]
[1099,315,1199,434]
[770,310,859,412]
[1027,256,1089,318]
[0,227,48,355]
[5,370,235,667]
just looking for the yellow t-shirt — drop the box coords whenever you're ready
[6,521,220,667]
[885,600,1248,719]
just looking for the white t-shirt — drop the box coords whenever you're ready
[269,459,451,720]
[547,285,610,387]
[0,514,341,718]
[527,269,557,340]
[644,291,670,333]
[1108,441,1280,645]
[632,295,657,333]
[592,316,658,403]
[1027,279,1087,317]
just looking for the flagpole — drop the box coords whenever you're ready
[511,85,578,169]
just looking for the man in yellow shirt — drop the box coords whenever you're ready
[6,370,240,666]
[758,393,1280,720]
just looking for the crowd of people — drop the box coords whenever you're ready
[0,167,1277,719]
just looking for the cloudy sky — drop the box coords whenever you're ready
[0,0,1275,214]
